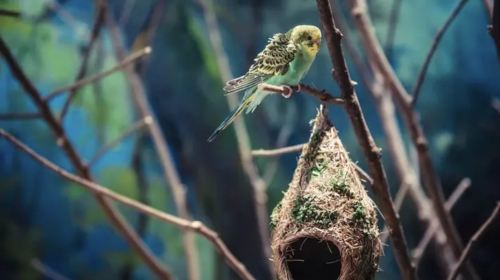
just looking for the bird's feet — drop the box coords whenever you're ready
[281,85,294,98]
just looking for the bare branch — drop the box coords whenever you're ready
[411,0,470,107]
[315,1,416,279]
[0,129,255,280]
[197,0,273,270]
[261,83,345,105]
[45,47,152,101]
[105,11,200,280]
[31,258,71,280]
[337,5,457,273]
[87,116,152,167]
[0,9,21,17]
[352,162,374,186]
[385,0,402,59]
[252,143,305,157]
[59,0,107,120]
[0,36,172,279]
[412,178,471,267]
[0,112,41,121]
[349,1,479,278]
[448,202,500,280]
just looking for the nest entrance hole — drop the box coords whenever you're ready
[285,237,341,280]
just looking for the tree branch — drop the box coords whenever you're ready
[411,0,470,107]
[59,0,106,120]
[45,47,152,101]
[197,0,273,271]
[335,5,457,273]
[412,178,471,267]
[87,116,152,167]
[448,202,500,280]
[0,9,21,18]
[105,10,200,280]
[315,1,416,279]
[251,143,304,157]
[0,112,41,121]
[348,1,479,278]
[31,258,70,280]
[260,83,345,105]
[0,129,255,280]
[385,0,402,59]
[0,36,172,279]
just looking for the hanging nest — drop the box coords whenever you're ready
[270,106,381,280]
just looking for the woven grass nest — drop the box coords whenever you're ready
[270,106,381,280]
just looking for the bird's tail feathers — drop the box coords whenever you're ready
[207,96,254,142]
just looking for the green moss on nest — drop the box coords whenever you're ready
[329,172,353,197]
[351,201,375,236]
[310,159,329,178]
[292,195,337,229]
[270,201,282,230]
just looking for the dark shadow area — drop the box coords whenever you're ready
[286,238,341,280]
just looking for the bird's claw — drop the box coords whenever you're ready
[281,85,293,98]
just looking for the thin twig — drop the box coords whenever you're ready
[45,47,152,101]
[118,0,136,26]
[59,0,106,121]
[411,0,470,107]
[251,143,305,157]
[315,1,416,279]
[197,0,273,271]
[31,259,71,280]
[352,162,374,185]
[105,11,200,280]
[447,202,500,280]
[0,9,21,17]
[87,116,152,167]
[385,0,402,59]
[0,129,255,280]
[349,1,479,278]
[0,112,41,121]
[46,1,83,33]
[380,181,411,241]
[262,105,296,185]
[252,142,372,184]
[0,36,172,279]
[412,178,471,267]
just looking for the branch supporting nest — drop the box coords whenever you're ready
[271,107,381,280]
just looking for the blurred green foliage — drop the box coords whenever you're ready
[0,0,499,279]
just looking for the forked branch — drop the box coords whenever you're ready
[448,202,500,280]
[0,36,172,279]
[0,129,255,280]
[315,1,416,278]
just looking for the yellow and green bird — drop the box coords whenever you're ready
[208,25,322,142]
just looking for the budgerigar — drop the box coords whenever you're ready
[208,25,322,142]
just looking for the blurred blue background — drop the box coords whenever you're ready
[1,0,499,279]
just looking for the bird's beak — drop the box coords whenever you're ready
[314,39,321,48]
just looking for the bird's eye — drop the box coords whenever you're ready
[307,35,312,41]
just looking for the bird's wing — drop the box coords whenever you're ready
[223,33,297,95]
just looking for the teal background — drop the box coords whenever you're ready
[1,0,499,279]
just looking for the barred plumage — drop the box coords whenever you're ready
[209,25,322,142]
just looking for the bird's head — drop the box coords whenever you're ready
[289,25,322,56]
